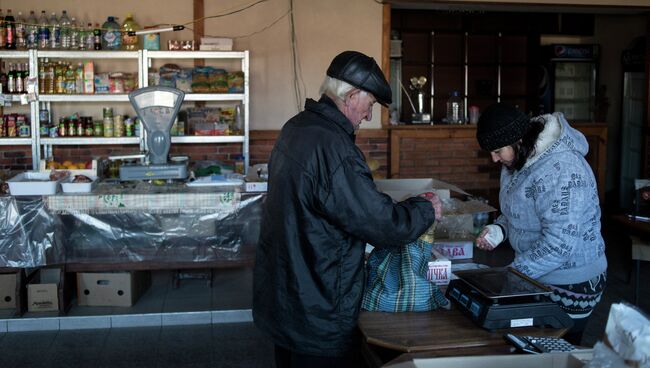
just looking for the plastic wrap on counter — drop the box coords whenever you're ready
[0,196,64,267]
[0,193,264,267]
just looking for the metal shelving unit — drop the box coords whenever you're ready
[0,50,250,170]
[143,50,250,170]
[0,50,38,168]
[34,50,143,162]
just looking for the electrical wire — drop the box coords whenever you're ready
[289,0,306,112]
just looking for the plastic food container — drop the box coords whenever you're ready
[7,171,62,196]
[61,175,98,193]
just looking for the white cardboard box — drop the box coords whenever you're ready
[27,268,62,312]
[77,271,151,307]
[427,249,451,285]
[375,178,496,240]
[0,273,17,309]
[386,351,592,368]
[433,239,473,260]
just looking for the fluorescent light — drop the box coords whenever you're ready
[128,25,185,36]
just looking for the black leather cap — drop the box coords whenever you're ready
[326,51,392,106]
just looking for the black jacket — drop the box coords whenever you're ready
[252,95,436,356]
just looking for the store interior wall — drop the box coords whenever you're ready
[0,0,384,130]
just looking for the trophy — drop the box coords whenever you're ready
[409,76,431,124]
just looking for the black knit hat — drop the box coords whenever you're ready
[326,51,392,107]
[476,103,531,151]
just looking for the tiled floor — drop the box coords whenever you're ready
[0,224,647,367]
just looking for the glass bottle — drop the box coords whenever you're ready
[15,11,26,49]
[93,23,101,50]
[0,62,7,94]
[25,10,38,49]
[4,9,15,49]
[7,63,15,93]
[445,91,465,124]
[15,63,23,93]
[0,9,6,49]
[37,10,49,49]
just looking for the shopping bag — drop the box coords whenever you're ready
[362,239,449,312]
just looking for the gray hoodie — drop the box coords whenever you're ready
[495,112,607,285]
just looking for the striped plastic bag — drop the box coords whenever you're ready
[362,239,449,312]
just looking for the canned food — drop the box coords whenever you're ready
[103,117,114,137]
[39,109,50,124]
[18,124,31,138]
[93,120,104,137]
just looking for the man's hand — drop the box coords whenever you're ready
[418,192,442,221]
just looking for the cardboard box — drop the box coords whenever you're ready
[433,239,473,260]
[386,350,592,368]
[427,249,451,285]
[375,178,495,240]
[27,268,62,312]
[83,61,94,94]
[77,271,151,307]
[0,273,17,309]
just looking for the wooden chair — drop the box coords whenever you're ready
[630,236,650,305]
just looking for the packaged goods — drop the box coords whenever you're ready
[108,74,125,94]
[83,61,94,94]
[143,29,160,50]
[148,72,160,87]
[94,73,110,93]
[211,69,228,93]
[227,71,244,93]
[175,69,193,92]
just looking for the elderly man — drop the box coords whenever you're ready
[253,51,442,367]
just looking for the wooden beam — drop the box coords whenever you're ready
[193,0,205,66]
[381,3,391,128]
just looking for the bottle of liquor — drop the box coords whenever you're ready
[0,62,8,94]
[93,23,101,50]
[15,11,26,49]
[0,9,6,49]
[7,63,15,93]
[37,10,49,49]
[38,60,46,94]
[25,10,38,49]
[15,63,24,93]
[4,9,16,49]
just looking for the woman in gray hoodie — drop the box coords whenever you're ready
[475,103,607,345]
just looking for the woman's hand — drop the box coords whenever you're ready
[475,224,504,251]
[419,192,442,221]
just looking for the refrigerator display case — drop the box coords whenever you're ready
[540,44,599,121]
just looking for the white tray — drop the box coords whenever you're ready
[7,172,62,196]
[61,175,98,193]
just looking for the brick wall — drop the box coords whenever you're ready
[0,128,500,205]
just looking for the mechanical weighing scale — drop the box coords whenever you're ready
[119,86,188,181]
[445,267,574,331]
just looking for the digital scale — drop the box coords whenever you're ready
[119,86,188,181]
[445,267,574,331]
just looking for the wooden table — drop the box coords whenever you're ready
[358,293,568,366]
